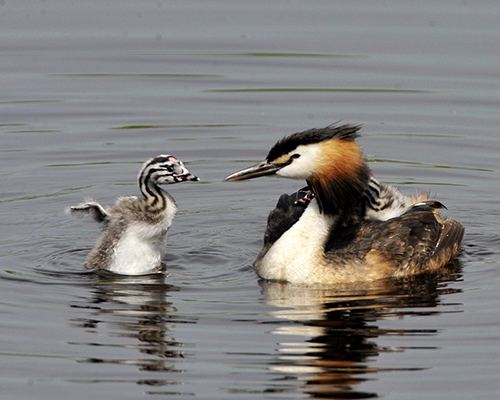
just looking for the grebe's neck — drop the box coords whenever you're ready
[307,166,370,218]
[139,175,167,211]
[306,139,371,217]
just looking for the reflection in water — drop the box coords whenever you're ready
[261,263,462,399]
[70,273,195,386]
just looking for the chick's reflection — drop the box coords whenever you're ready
[71,273,194,374]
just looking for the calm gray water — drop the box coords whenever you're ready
[1,2,500,399]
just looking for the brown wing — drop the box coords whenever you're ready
[431,219,464,263]
[325,203,463,278]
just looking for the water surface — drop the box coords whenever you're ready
[1,2,500,399]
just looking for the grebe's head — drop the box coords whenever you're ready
[139,155,199,186]
[224,124,365,182]
[224,124,370,214]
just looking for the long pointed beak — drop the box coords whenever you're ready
[224,161,281,181]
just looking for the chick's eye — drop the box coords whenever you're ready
[291,153,301,159]
[166,165,174,172]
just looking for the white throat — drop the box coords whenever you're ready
[256,199,336,283]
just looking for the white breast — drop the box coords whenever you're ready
[108,220,171,275]
[257,200,335,283]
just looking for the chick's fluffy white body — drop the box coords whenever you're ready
[104,197,178,275]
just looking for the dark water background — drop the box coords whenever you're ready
[1,2,499,399]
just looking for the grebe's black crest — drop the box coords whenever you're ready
[266,123,361,163]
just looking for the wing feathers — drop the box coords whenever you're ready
[67,198,108,223]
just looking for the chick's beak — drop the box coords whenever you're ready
[174,165,200,182]
[184,173,200,182]
[224,161,281,182]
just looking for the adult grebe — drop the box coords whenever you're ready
[224,124,464,284]
[68,155,199,275]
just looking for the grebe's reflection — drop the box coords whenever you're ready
[261,263,462,399]
[71,272,195,378]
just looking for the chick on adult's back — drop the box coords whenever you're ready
[68,155,199,275]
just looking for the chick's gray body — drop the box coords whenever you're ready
[83,193,177,275]
[69,155,198,275]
